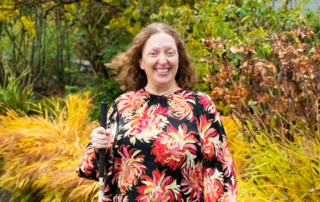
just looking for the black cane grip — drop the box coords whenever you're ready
[99,99,108,177]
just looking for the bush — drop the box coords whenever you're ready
[200,26,320,200]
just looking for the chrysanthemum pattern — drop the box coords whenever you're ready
[111,145,146,193]
[77,88,237,202]
[151,124,197,170]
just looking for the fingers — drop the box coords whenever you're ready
[90,127,112,151]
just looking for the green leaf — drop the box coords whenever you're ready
[241,15,251,24]
[223,104,231,115]
[133,21,141,34]
[247,120,253,133]
[132,8,141,21]
[269,117,275,132]
[123,6,134,15]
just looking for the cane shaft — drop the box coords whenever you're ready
[98,100,108,201]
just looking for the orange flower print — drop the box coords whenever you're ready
[204,168,224,202]
[222,181,237,202]
[102,184,113,202]
[116,91,146,118]
[168,92,195,121]
[197,92,217,114]
[197,115,221,161]
[111,145,146,193]
[151,124,197,170]
[181,161,203,202]
[136,169,181,202]
[123,104,169,144]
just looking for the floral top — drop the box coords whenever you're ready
[76,88,237,202]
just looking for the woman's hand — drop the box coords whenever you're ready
[90,127,111,154]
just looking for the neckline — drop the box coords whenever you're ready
[142,87,184,97]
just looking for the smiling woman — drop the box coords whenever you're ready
[139,32,180,95]
[107,23,196,93]
[76,23,237,202]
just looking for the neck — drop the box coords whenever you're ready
[145,82,180,95]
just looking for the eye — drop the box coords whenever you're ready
[150,52,156,56]
[167,51,174,55]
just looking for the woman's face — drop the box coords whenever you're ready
[139,32,179,90]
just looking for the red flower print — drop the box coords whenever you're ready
[204,167,224,202]
[114,193,129,202]
[198,92,217,114]
[168,92,195,121]
[151,124,197,170]
[116,91,147,118]
[181,161,204,202]
[111,145,146,193]
[222,181,237,202]
[136,169,181,202]
[221,136,235,177]
[197,115,221,161]
[123,104,169,144]
[102,184,113,202]
[77,145,96,179]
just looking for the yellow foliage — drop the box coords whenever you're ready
[17,16,36,37]
[0,0,36,36]
[0,92,99,201]
[0,0,16,21]
[221,116,320,201]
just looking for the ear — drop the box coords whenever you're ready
[139,58,144,70]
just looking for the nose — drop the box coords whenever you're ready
[158,53,167,65]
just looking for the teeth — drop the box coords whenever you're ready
[155,69,169,73]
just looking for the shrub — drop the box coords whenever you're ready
[201,26,320,200]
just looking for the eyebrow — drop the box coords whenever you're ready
[146,46,177,51]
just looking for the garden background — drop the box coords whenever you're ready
[1,0,320,201]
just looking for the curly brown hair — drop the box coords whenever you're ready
[106,23,196,92]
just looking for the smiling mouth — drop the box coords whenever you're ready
[155,69,170,73]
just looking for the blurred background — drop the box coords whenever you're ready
[1,0,320,201]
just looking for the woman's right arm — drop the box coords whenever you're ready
[76,104,117,181]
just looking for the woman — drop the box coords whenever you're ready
[77,23,237,202]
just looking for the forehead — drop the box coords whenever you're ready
[143,32,177,51]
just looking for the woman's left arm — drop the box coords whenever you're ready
[197,93,237,202]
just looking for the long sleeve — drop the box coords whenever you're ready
[197,92,237,202]
[76,102,118,181]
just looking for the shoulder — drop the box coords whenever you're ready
[179,89,213,102]
[180,89,217,114]
[114,89,147,103]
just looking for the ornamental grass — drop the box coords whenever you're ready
[0,92,100,201]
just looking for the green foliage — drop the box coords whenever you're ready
[151,0,318,92]
[0,61,33,115]
[65,76,125,120]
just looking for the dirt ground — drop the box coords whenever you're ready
[0,189,20,202]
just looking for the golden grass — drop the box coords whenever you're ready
[0,92,100,201]
[225,123,320,202]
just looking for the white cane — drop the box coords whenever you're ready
[98,99,108,202]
